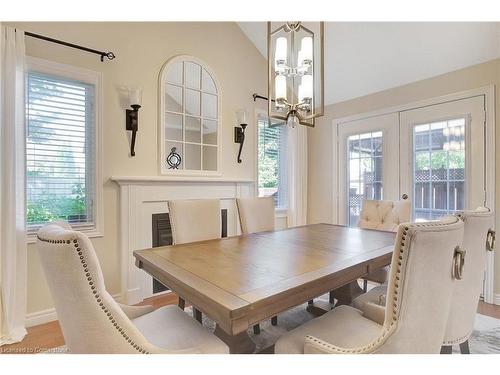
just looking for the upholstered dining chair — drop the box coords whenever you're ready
[36,222,228,354]
[442,207,495,353]
[351,207,495,354]
[167,198,222,322]
[274,216,464,354]
[358,199,411,291]
[236,196,275,235]
[236,196,277,334]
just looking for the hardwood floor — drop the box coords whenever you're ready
[477,299,500,317]
[1,292,498,354]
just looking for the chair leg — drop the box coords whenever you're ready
[363,279,368,293]
[193,307,202,323]
[253,324,261,335]
[329,291,335,304]
[459,340,470,354]
[271,316,278,326]
[440,345,452,354]
[178,297,185,310]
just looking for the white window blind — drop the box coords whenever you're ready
[26,71,95,230]
[257,114,287,209]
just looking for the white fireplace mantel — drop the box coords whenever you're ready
[111,175,256,304]
[111,175,256,185]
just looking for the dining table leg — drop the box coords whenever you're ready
[331,280,365,306]
[214,324,256,354]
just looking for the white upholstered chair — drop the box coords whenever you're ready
[351,207,495,354]
[442,207,495,353]
[275,216,464,354]
[236,196,277,333]
[36,222,228,354]
[236,196,275,234]
[358,199,411,290]
[168,199,222,245]
[167,199,222,321]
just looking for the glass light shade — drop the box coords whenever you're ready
[128,87,142,106]
[301,37,313,62]
[299,75,313,101]
[275,37,288,64]
[236,109,248,125]
[297,49,304,67]
[275,75,287,101]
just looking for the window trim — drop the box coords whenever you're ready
[158,55,222,176]
[26,57,103,242]
[254,108,288,212]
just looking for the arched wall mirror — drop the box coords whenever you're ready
[158,55,220,175]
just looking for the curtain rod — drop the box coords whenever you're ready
[25,32,116,62]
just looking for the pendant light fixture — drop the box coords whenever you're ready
[268,21,324,127]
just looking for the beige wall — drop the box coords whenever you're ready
[6,22,267,315]
[308,58,500,295]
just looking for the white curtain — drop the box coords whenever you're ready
[287,125,308,227]
[0,26,27,345]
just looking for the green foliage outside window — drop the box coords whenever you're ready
[258,121,280,189]
[415,151,465,170]
[27,181,87,224]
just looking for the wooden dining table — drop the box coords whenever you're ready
[133,223,396,353]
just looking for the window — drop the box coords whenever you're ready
[26,59,100,233]
[159,56,220,174]
[347,131,383,226]
[257,114,287,209]
[413,118,466,221]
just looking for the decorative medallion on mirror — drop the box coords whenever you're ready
[159,55,220,175]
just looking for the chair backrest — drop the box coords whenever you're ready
[443,207,495,345]
[36,223,154,353]
[376,216,464,353]
[167,199,221,245]
[358,199,411,232]
[236,197,275,234]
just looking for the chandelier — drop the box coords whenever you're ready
[268,21,324,127]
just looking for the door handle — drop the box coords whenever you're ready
[401,194,408,200]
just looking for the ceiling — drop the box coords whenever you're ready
[238,22,500,105]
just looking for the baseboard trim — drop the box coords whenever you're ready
[494,293,500,306]
[25,293,122,328]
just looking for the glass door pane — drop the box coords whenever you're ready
[347,131,383,226]
[412,118,465,221]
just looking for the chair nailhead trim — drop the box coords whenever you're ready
[37,234,150,354]
[305,218,462,354]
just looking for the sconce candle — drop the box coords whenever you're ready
[128,87,142,106]
[234,109,249,163]
[125,87,143,157]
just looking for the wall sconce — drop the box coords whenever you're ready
[234,109,248,163]
[125,87,142,157]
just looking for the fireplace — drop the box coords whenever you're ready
[111,176,265,304]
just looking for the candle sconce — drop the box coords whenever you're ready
[234,109,248,163]
[125,87,142,157]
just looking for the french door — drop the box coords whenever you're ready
[337,94,492,301]
[338,95,486,225]
[400,96,485,221]
[338,113,399,226]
